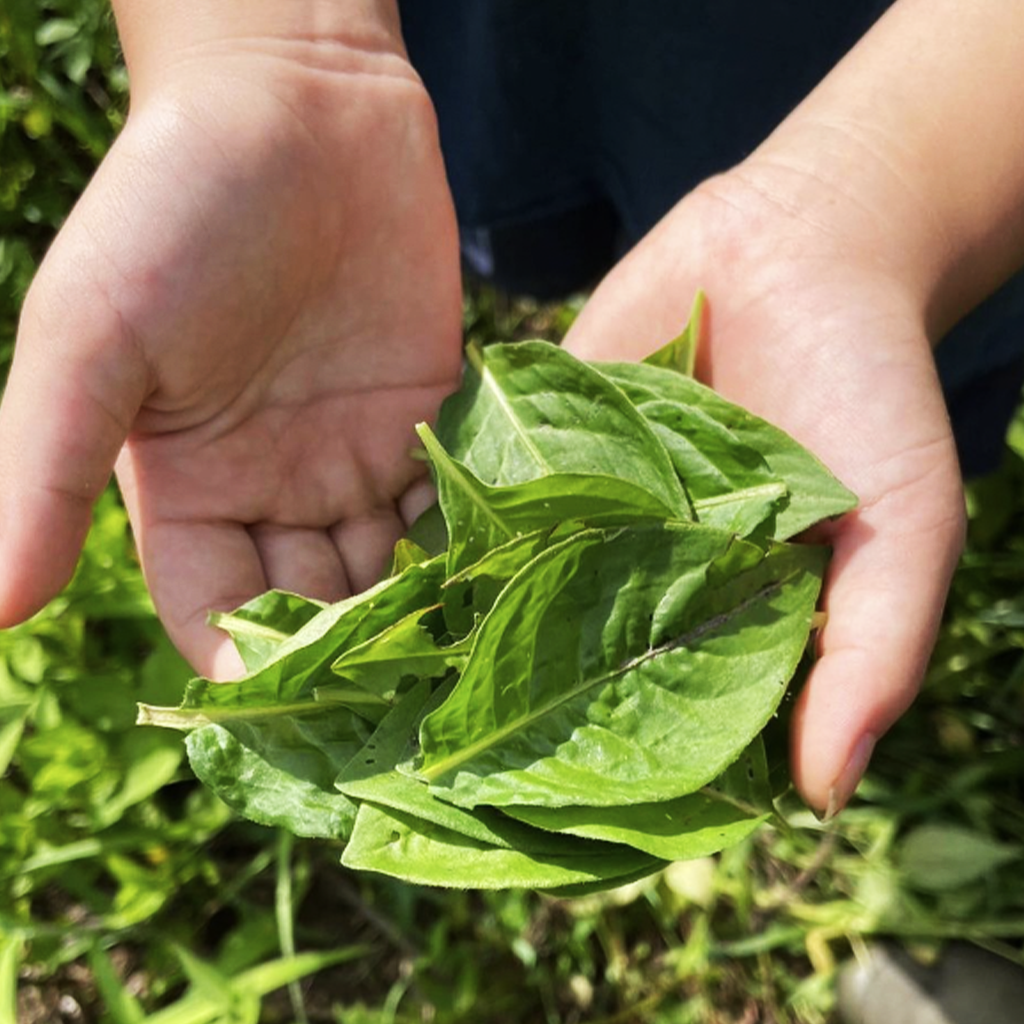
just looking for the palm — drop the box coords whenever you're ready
[565,173,965,811]
[1,50,462,676]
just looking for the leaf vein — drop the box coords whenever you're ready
[421,572,797,783]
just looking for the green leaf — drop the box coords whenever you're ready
[93,730,182,828]
[539,861,667,899]
[338,681,596,855]
[35,18,80,47]
[503,741,772,861]
[0,704,31,777]
[622,397,788,537]
[898,824,1022,892]
[210,590,326,672]
[420,419,676,572]
[87,945,145,1024]
[642,289,705,377]
[174,944,240,1007]
[143,948,371,1024]
[186,709,371,839]
[441,525,582,639]
[328,606,471,709]
[341,802,664,891]
[166,555,446,718]
[419,522,825,808]
[436,341,691,518]
[0,936,19,1024]
[390,537,432,575]
[597,361,857,538]
[403,501,448,557]
[505,792,765,863]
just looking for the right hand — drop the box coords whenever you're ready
[564,159,967,815]
[0,29,463,678]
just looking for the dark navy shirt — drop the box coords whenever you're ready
[399,1,1024,474]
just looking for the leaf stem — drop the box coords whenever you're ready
[136,700,336,731]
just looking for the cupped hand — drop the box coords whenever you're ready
[563,162,966,814]
[0,39,463,678]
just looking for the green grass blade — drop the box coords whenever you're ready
[275,830,308,1024]
[0,936,20,1024]
[87,945,145,1024]
[144,947,374,1024]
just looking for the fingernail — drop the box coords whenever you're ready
[823,733,876,822]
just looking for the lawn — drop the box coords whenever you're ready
[2,6,1023,1022]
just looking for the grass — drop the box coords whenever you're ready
[2,7,1024,1022]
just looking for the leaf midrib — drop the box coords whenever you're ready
[468,342,552,474]
[419,572,798,783]
[207,612,288,644]
[692,482,787,512]
[418,423,517,548]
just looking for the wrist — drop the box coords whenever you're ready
[112,0,409,100]
[737,0,1024,344]
[735,125,953,342]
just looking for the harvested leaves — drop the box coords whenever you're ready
[139,312,856,891]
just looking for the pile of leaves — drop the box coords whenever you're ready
[140,309,856,893]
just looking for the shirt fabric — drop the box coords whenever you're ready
[399,0,1024,476]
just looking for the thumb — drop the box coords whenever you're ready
[0,248,149,625]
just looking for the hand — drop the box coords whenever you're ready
[0,35,463,678]
[563,161,966,814]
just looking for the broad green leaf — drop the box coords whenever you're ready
[173,555,446,716]
[597,361,856,538]
[898,824,1022,892]
[504,742,773,861]
[338,681,595,855]
[419,523,826,808]
[624,397,788,537]
[642,290,705,377]
[691,481,788,540]
[716,733,775,810]
[341,802,664,891]
[186,709,371,839]
[436,341,691,518]
[209,590,325,672]
[420,419,676,572]
[505,793,765,863]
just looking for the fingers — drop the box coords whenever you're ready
[329,511,407,593]
[0,259,149,627]
[118,477,413,679]
[122,511,264,681]
[250,523,350,601]
[790,474,966,814]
